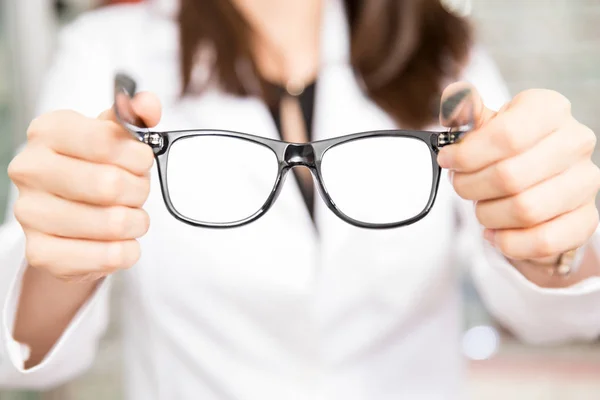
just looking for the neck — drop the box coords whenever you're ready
[232,0,323,85]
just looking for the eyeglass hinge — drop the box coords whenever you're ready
[143,132,165,151]
[437,130,458,147]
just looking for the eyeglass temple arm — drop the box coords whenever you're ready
[435,97,476,149]
[114,73,165,153]
[115,73,137,99]
[114,73,149,138]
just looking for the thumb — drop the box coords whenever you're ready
[98,91,162,128]
[439,82,496,129]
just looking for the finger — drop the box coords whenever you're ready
[98,91,162,127]
[439,89,571,172]
[439,82,496,128]
[10,147,150,207]
[28,112,153,176]
[437,82,498,170]
[25,232,141,277]
[475,161,600,230]
[487,201,599,260]
[452,120,594,200]
[15,192,150,241]
[100,91,161,171]
[27,92,161,176]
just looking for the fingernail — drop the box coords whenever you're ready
[437,150,452,169]
[441,88,471,122]
[483,229,496,246]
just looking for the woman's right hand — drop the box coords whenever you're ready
[7,93,162,282]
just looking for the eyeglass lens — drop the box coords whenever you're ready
[165,134,434,225]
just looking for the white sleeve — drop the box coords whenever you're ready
[458,47,600,345]
[0,221,112,390]
[0,13,115,389]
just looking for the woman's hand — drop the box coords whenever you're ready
[8,93,161,282]
[438,83,600,281]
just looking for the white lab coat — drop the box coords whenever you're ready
[1,0,600,398]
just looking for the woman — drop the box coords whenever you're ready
[1,0,599,398]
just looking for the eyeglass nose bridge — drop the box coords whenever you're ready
[283,143,316,168]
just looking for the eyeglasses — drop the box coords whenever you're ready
[114,74,472,229]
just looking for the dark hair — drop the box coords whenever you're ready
[178,0,472,129]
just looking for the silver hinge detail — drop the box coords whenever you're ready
[143,132,164,149]
[437,131,458,147]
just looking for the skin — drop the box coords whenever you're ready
[7,0,600,368]
[232,0,323,85]
[9,98,160,367]
[438,83,600,284]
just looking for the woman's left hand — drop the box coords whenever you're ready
[437,83,600,266]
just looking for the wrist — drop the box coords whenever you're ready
[523,247,586,277]
[523,254,562,267]
[509,244,598,288]
[25,264,102,291]
[14,265,100,366]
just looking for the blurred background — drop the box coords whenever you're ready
[1,0,599,399]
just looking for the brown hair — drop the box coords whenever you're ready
[178,0,472,129]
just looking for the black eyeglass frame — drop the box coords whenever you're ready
[114,73,469,229]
